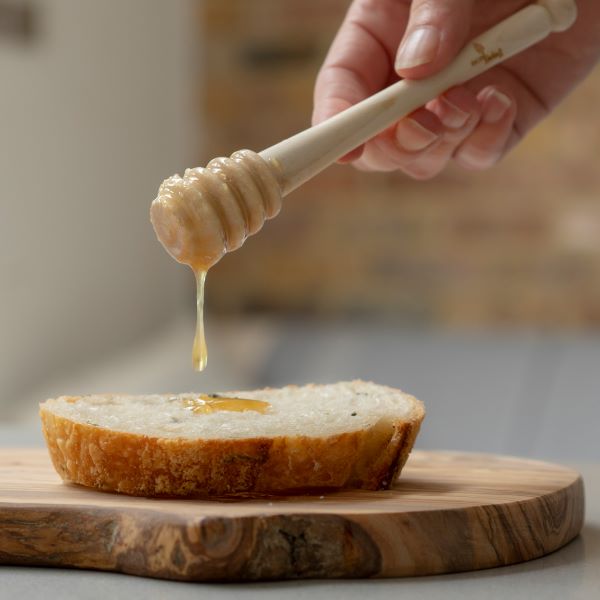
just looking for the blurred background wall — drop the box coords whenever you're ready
[0,0,195,417]
[0,0,598,459]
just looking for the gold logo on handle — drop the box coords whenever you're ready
[471,42,504,66]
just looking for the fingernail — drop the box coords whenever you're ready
[396,118,438,152]
[438,95,470,129]
[456,145,498,170]
[395,26,440,70]
[482,89,512,124]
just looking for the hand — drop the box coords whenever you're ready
[312,0,600,179]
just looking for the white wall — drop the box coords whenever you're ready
[0,0,198,416]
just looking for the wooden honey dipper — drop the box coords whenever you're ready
[150,0,577,370]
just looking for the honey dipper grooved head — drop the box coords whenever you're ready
[150,150,282,271]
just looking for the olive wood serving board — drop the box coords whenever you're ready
[0,449,583,581]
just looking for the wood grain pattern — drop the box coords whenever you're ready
[0,449,584,581]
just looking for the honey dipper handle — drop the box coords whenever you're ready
[259,0,577,195]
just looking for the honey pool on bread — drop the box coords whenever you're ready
[183,394,270,415]
[150,150,282,371]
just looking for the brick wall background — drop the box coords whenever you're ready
[199,0,600,327]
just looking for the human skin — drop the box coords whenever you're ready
[312,0,600,179]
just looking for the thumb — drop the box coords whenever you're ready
[395,0,474,79]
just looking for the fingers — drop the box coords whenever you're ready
[312,0,410,160]
[354,86,481,177]
[313,0,409,125]
[352,84,516,178]
[354,108,444,172]
[313,0,521,176]
[455,86,516,170]
[395,0,474,79]
[403,86,482,179]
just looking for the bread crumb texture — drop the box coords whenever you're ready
[40,381,424,497]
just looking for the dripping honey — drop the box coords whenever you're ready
[150,150,283,373]
[192,269,208,371]
[183,394,270,414]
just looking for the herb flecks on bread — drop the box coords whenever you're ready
[40,381,425,497]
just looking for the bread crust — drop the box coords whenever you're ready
[40,384,425,497]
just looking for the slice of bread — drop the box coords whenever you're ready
[39,380,425,497]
